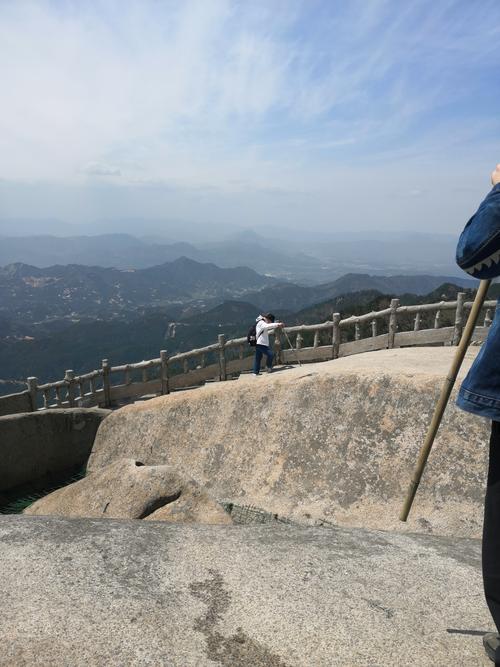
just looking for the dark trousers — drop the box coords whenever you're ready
[253,344,273,374]
[484,421,500,632]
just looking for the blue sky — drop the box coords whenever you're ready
[0,0,499,235]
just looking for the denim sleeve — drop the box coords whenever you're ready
[456,183,500,279]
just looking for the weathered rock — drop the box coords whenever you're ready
[0,515,493,666]
[89,348,490,538]
[0,407,110,492]
[24,458,232,524]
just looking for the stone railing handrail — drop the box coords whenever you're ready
[1,294,496,416]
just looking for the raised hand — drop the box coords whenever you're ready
[491,164,500,187]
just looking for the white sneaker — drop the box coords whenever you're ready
[252,373,260,376]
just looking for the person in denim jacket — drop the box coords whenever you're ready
[456,164,500,663]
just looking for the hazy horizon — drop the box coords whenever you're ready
[1,1,499,236]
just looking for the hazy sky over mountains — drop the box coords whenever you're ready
[1,0,499,235]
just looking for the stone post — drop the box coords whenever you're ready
[332,313,341,359]
[452,293,465,345]
[102,359,111,408]
[64,369,76,408]
[274,331,282,365]
[388,299,399,348]
[218,334,227,381]
[160,350,170,395]
[27,376,38,412]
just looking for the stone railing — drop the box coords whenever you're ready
[1,293,496,414]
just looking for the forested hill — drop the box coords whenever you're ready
[0,257,277,321]
[245,272,476,312]
[288,283,483,325]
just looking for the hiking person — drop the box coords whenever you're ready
[253,313,284,375]
[455,163,500,664]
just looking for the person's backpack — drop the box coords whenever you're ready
[247,324,257,347]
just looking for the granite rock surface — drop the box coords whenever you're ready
[89,348,489,538]
[0,515,492,667]
[24,458,232,524]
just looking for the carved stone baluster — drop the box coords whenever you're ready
[27,376,38,411]
[64,369,75,407]
[218,334,227,381]
[160,350,169,395]
[101,359,111,408]
[55,386,62,407]
[388,299,399,348]
[452,293,465,345]
[355,322,361,341]
[183,359,189,374]
[414,312,421,332]
[332,313,341,359]
[313,330,320,347]
[43,388,50,409]
[142,365,149,382]
[484,308,493,327]
[239,344,244,360]
[200,353,206,368]
[274,330,282,365]
[124,364,131,385]
[296,333,303,349]
[434,310,441,329]
[371,319,377,338]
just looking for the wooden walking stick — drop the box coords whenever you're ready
[400,278,492,521]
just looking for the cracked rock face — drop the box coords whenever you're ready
[23,458,232,524]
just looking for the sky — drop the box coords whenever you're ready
[1,0,499,237]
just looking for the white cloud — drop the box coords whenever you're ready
[0,0,499,232]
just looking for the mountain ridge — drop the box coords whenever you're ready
[0,257,278,321]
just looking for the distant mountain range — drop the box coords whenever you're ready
[244,272,477,311]
[0,228,463,283]
[0,257,277,322]
[0,240,483,395]
[0,255,477,327]
[0,232,320,282]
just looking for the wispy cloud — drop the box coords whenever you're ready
[81,162,121,177]
[0,0,499,231]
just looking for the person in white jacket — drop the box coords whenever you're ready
[253,313,284,375]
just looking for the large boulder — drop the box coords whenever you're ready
[24,458,232,524]
[88,348,490,538]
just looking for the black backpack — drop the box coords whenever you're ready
[247,324,257,347]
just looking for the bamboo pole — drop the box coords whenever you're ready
[400,279,492,522]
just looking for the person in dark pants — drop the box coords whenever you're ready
[484,421,500,658]
[252,313,284,376]
[455,164,500,663]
